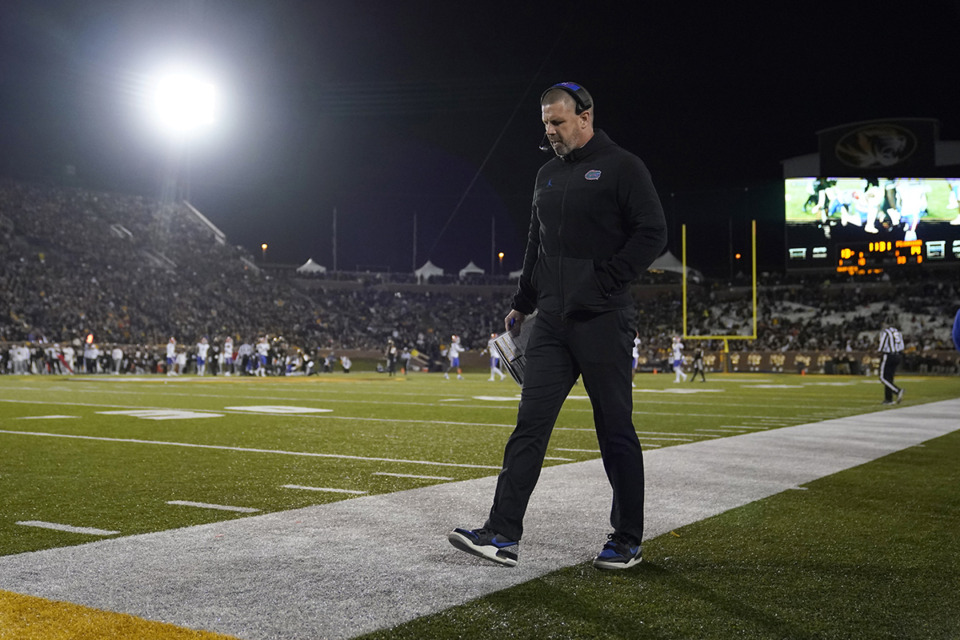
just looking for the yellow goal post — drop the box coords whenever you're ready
[681,220,758,361]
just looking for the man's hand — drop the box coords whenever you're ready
[505,310,526,335]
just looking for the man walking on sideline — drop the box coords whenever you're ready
[448,82,667,570]
[879,320,905,405]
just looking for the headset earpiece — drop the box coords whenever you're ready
[540,82,592,115]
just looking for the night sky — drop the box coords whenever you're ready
[2,1,958,277]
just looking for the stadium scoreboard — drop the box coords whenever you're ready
[785,176,960,274]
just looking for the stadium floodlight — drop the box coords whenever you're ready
[151,69,218,137]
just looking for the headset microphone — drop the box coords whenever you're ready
[539,134,552,153]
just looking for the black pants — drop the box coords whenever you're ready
[485,308,644,543]
[880,352,901,401]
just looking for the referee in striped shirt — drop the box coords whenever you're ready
[879,320,905,405]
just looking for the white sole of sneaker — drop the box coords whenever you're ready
[447,531,518,567]
[592,554,642,570]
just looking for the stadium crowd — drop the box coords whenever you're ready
[2,180,958,375]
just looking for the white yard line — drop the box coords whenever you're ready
[0,430,502,470]
[372,472,454,481]
[696,428,749,434]
[555,427,697,440]
[0,394,833,422]
[282,485,367,495]
[0,397,518,428]
[16,521,119,536]
[718,425,769,430]
[167,501,260,513]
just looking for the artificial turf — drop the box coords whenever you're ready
[1,372,958,638]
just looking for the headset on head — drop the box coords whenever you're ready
[540,82,593,114]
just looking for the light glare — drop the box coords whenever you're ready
[152,72,217,135]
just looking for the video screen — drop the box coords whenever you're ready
[785,177,960,240]
[785,177,960,271]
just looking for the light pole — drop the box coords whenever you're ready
[498,251,504,274]
[261,243,268,263]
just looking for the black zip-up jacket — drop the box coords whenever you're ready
[512,130,668,317]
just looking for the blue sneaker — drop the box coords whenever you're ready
[592,532,642,570]
[448,527,519,567]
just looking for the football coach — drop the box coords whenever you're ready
[449,82,667,570]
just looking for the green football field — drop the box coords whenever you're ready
[2,372,959,639]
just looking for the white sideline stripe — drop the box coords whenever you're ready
[16,415,79,420]
[0,430,501,470]
[554,447,599,453]
[543,456,573,461]
[167,501,260,513]
[16,521,119,536]
[696,428,749,433]
[282,485,367,495]
[719,425,769,430]
[373,472,453,481]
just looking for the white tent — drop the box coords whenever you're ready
[648,250,702,282]
[458,261,485,278]
[296,258,327,274]
[415,260,444,282]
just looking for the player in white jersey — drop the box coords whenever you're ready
[853,181,885,233]
[631,332,640,388]
[166,337,178,376]
[255,336,270,377]
[223,336,235,376]
[111,345,124,374]
[61,344,75,374]
[482,333,506,381]
[444,335,465,380]
[671,336,687,382]
[893,178,928,241]
[237,341,254,375]
[946,178,960,225]
[196,337,210,376]
[176,350,187,375]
